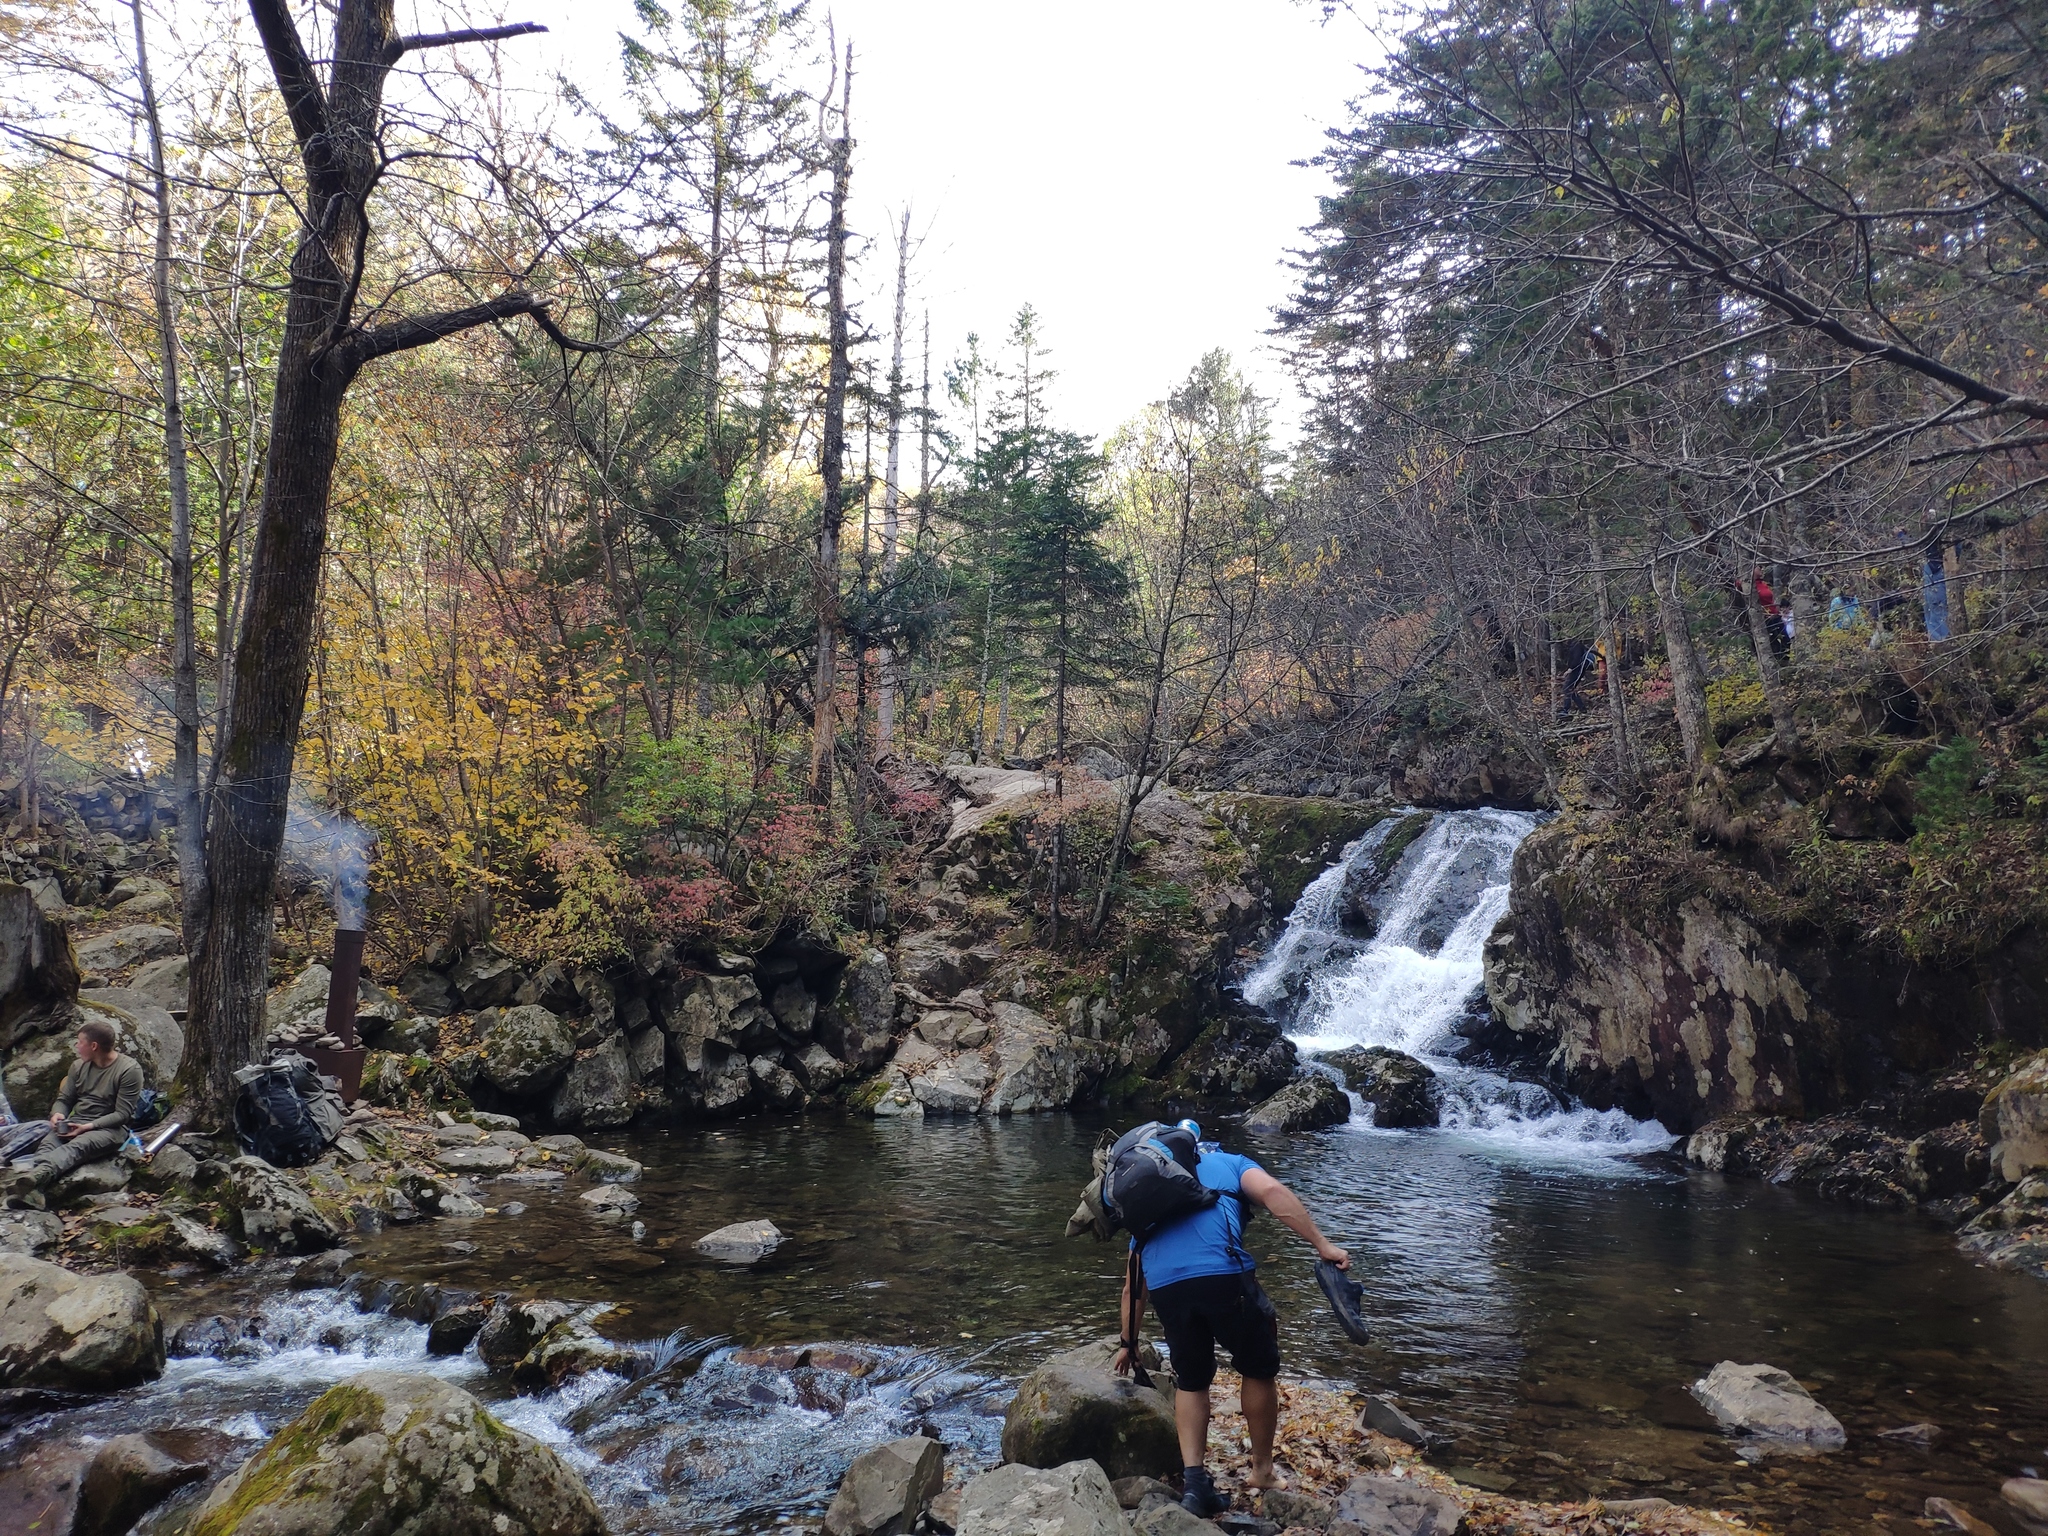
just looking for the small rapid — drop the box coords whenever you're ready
[1246,809,1673,1159]
[54,1279,1006,1536]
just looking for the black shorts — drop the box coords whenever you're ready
[1148,1269,1280,1391]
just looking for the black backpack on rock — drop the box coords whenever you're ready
[232,1055,344,1167]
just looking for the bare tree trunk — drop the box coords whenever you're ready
[876,208,909,753]
[1653,549,1712,776]
[810,45,852,805]
[130,0,206,955]
[974,585,993,763]
[177,0,554,1125]
[1585,507,1634,791]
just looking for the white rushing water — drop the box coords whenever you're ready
[1246,808,1673,1159]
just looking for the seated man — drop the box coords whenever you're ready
[2,1020,143,1206]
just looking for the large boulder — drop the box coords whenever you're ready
[956,1460,1128,1536]
[0,880,79,1041]
[129,953,190,1013]
[1000,1338,1179,1481]
[71,923,177,979]
[517,962,582,1017]
[1958,1174,2048,1280]
[1330,1474,1467,1536]
[397,962,458,1018]
[769,981,819,1040]
[451,946,527,1010]
[893,929,995,998]
[1691,1361,1846,1449]
[510,1319,633,1392]
[75,1431,211,1534]
[1319,1047,1439,1129]
[219,1156,339,1255]
[1984,1051,2048,1183]
[0,1429,212,1536]
[1157,1009,1299,1106]
[824,1435,944,1536]
[265,963,333,1036]
[1483,815,2048,1131]
[695,1218,783,1262]
[0,1253,165,1390]
[548,1035,634,1129]
[0,1209,62,1255]
[819,949,896,1070]
[477,1300,579,1373]
[184,1371,605,1536]
[1244,1073,1351,1134]
[913,1056,991,1114]
[986,1003,1083,1115]
[479,1005,579,1097]
[665,975,776,1064]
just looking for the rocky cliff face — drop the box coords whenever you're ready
[1483,817,2048,1133]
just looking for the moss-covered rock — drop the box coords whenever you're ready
[477,1005,578,1098]
[1484,813,2048,1133]
[186,1371,605,1536]
[1208,795,1391,915]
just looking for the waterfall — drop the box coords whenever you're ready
[1248,808,1674,1158]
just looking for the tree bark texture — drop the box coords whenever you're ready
[129,0,207,955]
[1653,550,1712,776]
[876,207,909,752]
[810,45,851,805]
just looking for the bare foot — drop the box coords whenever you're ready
[1247,1466,1289,1492]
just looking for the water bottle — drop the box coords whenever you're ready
[121,1130,146,1161]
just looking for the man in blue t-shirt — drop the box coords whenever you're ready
[1112,1140,1348,1515]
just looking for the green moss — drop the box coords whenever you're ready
[843,1074,895,1114]
[1373,812,1435,877]
[1211,795,1391,912]
[188,1383,383,1536]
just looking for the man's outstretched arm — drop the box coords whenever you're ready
[1241,1167,1349,1269]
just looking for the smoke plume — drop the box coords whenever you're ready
[284,800,375,929]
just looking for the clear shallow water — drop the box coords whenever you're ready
[24,1115,2040,1536]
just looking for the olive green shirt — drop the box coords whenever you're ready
[53,1052,144,1132]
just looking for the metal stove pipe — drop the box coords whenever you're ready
[324,927,367,1048]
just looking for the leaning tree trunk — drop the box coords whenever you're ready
[182,300,351,1122]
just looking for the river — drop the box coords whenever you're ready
[17,811,2048,1536]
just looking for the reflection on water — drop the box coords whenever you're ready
[12,1119,2048,1535]
[340,1114,2048,1534]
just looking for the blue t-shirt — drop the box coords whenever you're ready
[1135,1150,1260,1289]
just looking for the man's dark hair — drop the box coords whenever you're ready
[78,1019,117,1053]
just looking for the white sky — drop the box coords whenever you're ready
[504,0,1378,444]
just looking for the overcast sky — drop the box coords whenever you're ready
[502,0,1377,444]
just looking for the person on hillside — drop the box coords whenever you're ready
[1,1020,143,1207]
[1112,1135,1349,1515]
